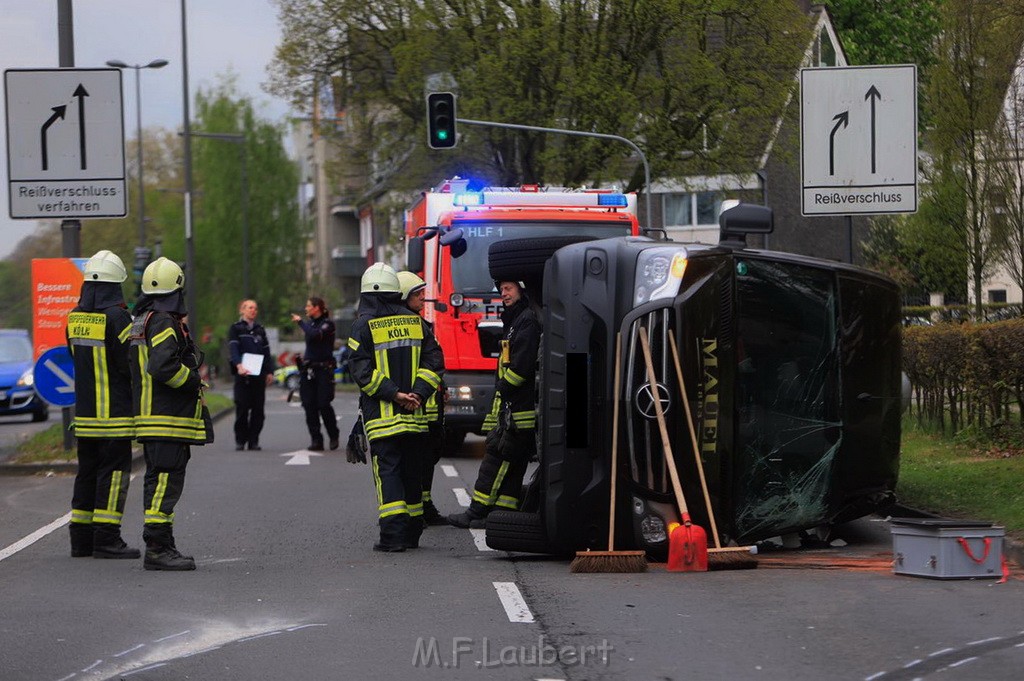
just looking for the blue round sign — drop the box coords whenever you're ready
[33,346,76,407]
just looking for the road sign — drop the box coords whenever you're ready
[32,258,87,359]
[33,346,76,407]
[800,65,917,216]
[4,68,126,219]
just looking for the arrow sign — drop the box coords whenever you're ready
[73,84,89,170]
[33,346,76,407]
[280,450,324,466]
[865,85,881,173]
[829,110,848,176]
[40,105,66,171]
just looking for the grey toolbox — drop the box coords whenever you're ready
[891,518,1004,579]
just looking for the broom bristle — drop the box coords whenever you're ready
[570,550,648,573]
[707,546,758,571]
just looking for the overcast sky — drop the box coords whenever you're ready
[0,0,293,259]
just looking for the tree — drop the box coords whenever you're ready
[268,0,811,193]
[828,0,943,67]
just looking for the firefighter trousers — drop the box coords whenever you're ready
[468,429,535,518]
[233,375,267,447]
[299,366,339,445]
[371,433,423,547]
[421,423,444,507]
[71,438,132,528]
[142,441,191,548]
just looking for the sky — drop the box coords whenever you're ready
[0,0,293,259]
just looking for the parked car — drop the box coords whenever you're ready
[0,329,49,422]
[273,348,351,391]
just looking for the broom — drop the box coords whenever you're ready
[638,327,707,572]
[667,329,757,570]
[571,333,647,573]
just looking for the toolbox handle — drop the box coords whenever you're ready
[956,536,992,564]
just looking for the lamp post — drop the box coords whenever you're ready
[105,58,168,249]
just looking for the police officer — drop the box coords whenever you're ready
[228,299,274,451]
[349,263,444,551]
[130,257,207,571]
[449,280,540,528]
[397,271,447,526]
[66,250,140,559]
[291,296,340,451]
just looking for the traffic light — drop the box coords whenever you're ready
[426,92,457,149]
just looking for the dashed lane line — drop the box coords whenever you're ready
[441,464,458,477]
[493,582,535,623]
[453,487,471,507]
[470,529,494,552]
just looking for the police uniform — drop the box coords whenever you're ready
[66,250,140,559]
[297,312,340,450]
[449,291,540,527]
[228,316,273,450]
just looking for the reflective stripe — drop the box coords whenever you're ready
[372,454,384,508]
[93,346,109,419]
[504,368,525,387]
[373,338,422,351]
[149,472,169,520]
[362,369,385,395]
[93,509,123,525]
[144,509,173,524]
[416,367,441,389]
[151,327,177,347]
[408,502,424,518]
[118,325,132,343]
[348,337,360,351]
[71,509,93,524]
[104,470,122,515]
[69,338,104,347]
[166,364,190,389]
[365,421,427,441]
[496,495,519,509]
[138,346,152,417]
[380,500,408,518]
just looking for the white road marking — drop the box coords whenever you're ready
[281,450,323,465]
[81,660,103,672]
[453,487,471,507]
[902,659,921,668]
[929,647,955,657]
[441,464,458,477]
[947,657,977,668]
[493,582,535,623]
[153,630,190,643]
[470,529,494,552]
[0,512,70,562]
[863,672,885,681]
[113,644,145,658]
[967,636,1003,646]
[121,663,167,676]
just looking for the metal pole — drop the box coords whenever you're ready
[134,67,146,248]
[240,143,249,297]
[456,117,653,233]
[57,0,77,452]
[181,0,197,329]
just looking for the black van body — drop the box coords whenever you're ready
[485,209,902,557]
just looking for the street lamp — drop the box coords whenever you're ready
[105,58,169,250]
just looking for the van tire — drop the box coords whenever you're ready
[484,510,551,554]
[488,236,598,288]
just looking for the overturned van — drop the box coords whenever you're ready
[484,204,903,557]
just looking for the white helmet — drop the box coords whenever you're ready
[141,257,185,295]
[361,262,400,293]
[397,271,426,300]
[84,250,127,283]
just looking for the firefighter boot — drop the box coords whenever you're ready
[422,501,447,527]
[447,504,489,529]
[143,527,196,571]
[69,523,94,558]
[93,525,142,559]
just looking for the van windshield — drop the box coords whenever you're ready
[0,335,32,363]
[449,220,630,293]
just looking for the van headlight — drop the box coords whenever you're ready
[634,247,688,305]
[16,368,34,388]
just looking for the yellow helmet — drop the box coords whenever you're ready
[360,262,400,293]
[141,257,185,295]
[397,271,426,300]
[84,250,127,283]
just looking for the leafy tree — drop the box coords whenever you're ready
[828,0,943,67]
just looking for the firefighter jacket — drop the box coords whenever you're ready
[482,296,541,432]
[348,293,445,442]
[66,282,134,439]
[128,300,206,443]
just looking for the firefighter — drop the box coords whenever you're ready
[129,257,207,571]
[66,250,140,559]
[291,297,341,451]
[349,263,444,551]
[448,280,539,528]
[397,270,447,526]
[228,299,274,451]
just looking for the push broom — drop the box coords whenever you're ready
[571,333,647,573]
[638,327,707,572]
[668,329,757,570]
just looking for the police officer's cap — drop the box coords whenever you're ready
[142,257,185,295]
[84,250,127,283]
[361,262,400,294]
[397,271,426,300]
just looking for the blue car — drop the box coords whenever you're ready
[0,329,49,422]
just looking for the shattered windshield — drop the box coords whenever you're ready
[732,259,840,539]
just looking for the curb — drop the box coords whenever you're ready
[890,503,1023,572]
[0,406,234,477]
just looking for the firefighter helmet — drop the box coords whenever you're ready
[360,262,400,293]
[397,271,426,300]
[141,257,185,295]
[84,250,127,283]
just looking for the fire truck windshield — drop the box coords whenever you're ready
[449,220,630,292]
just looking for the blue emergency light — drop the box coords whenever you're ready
[597,193,628,207]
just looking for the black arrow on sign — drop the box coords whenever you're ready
[40,105,67,171]
[73,84,89,170]
[829,110,849,176]
[865,85,881,174]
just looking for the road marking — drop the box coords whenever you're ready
[81,660,103,672]
[153,630,190,643]
[929,648,955,657]
[441,464,458,477]
[0,512,70,562]
[470,529,494,552]
[493,582,534,623]
[864,673,885,681]
[947,657,977,668]
[281,450,323,465]
[453,487,471,507]
[967,636,1003,646]
[121,663,167,676]
[113,644,145,658]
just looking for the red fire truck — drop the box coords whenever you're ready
[404,178,642,451]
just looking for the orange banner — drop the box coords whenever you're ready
[32,258,87,359]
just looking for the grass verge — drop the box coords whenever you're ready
[11,393,234,465]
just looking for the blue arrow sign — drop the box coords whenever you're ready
[34,346,76,407]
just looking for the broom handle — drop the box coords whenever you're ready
[667,329,722,549]
[637,327,690,518]
[607,333,622,552]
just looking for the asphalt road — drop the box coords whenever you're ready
[1,388,1022,681]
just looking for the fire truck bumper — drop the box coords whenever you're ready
[443,371,497,434]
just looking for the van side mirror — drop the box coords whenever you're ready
[407,236,425,272]
[719,203,773,247]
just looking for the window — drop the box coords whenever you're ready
[663,193,692,227]
[664,192,723,228]
[819,32,836,67]
[989,289,1007,303]
[695,192,721,225]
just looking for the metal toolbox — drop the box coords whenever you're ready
[891,518,1004,579]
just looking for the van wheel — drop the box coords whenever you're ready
[484,510,551,554]
[488,235,599,289]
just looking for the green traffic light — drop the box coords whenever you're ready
[437,130,449,140]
